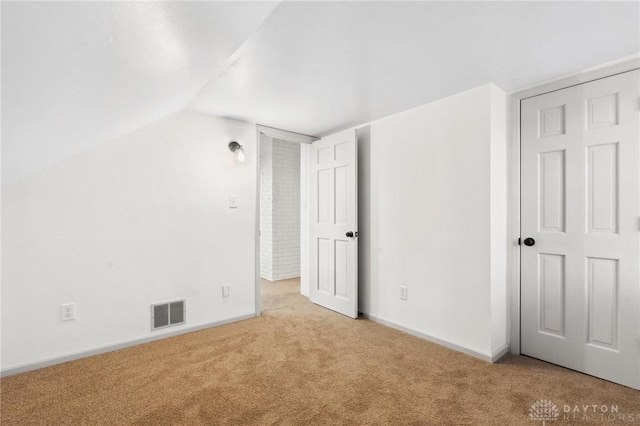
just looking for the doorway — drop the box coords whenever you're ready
[254,126,360,319]
[255,126,317,315]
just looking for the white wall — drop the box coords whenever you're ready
[489,88,508,353]
[259,137,300,281]
[357,84,508,360]
[1,110,257,371]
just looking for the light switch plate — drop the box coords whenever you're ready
[399,286,408,300]
[229,195,238,209]
[222,284,230,297]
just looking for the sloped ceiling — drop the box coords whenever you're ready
[1,1,280,185]
[3,1,639,185]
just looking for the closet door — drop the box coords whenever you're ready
[520,70,640,389]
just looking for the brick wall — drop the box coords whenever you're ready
[260,136,301,280]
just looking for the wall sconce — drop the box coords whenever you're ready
[228,140,245,162]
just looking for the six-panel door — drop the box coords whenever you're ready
[308,130,358,318]
[520,70,640,389]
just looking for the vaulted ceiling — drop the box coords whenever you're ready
[3,1,639,184]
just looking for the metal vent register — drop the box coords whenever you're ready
[151,300,185,330]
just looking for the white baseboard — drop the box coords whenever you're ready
[0,313,256,377]
[262,274,301,282]
[491,343,511,363]
[362,313,509,363]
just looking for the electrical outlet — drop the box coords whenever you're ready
[399,286,408,300]
[61,303,76,321]
[222,284,230,297]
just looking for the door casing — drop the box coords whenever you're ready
[509,54,640,355]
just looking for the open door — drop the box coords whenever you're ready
[308,129,358,318]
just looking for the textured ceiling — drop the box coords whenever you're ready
[2,1,639,184]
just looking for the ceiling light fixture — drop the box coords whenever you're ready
[228,140,245,162]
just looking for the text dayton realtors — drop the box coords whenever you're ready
[563,405,637,422]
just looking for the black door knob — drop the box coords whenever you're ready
[346,231,354,238]
[523,238,535,246]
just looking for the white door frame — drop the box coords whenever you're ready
[508,54,640,354]
[254,125,319,316]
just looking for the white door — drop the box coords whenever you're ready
[308,129,358,318]
[521,70,640,389]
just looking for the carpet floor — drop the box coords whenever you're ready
[1,278,639,425]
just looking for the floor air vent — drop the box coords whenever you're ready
[151,299,185,330]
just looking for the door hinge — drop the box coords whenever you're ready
[518,238,521,245]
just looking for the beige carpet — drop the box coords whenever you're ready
[1,278,638,425]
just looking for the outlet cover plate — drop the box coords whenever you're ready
[61,303,76,321]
